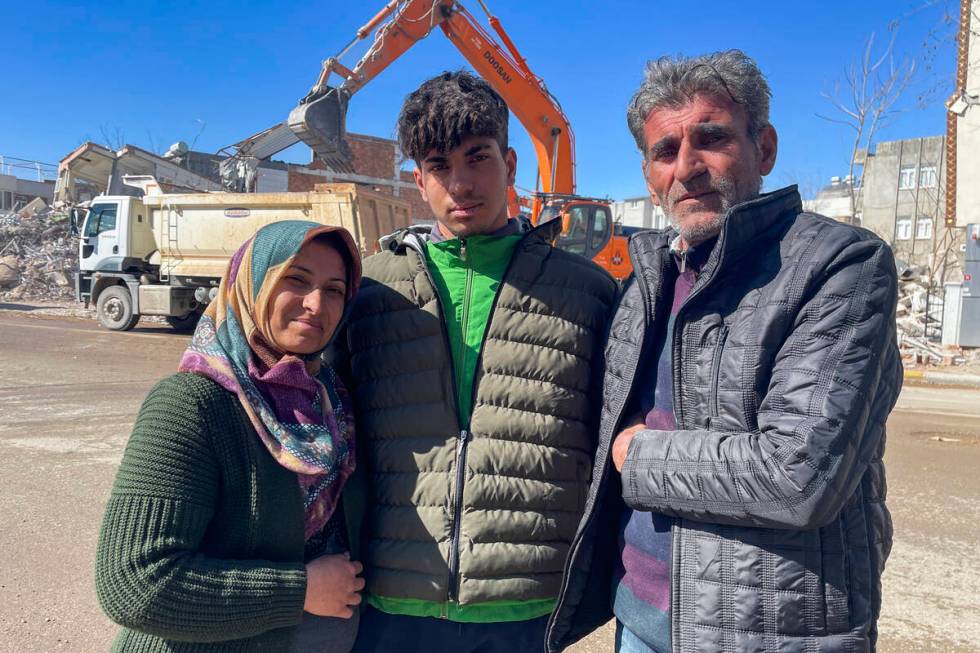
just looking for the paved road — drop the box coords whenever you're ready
[0,309,977,652]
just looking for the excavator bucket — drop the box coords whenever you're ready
[288,86,355,171]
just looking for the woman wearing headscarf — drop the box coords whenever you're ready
[96,221,365,652]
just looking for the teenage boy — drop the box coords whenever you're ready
[344,70,617,652]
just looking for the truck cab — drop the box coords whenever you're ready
[76,195,192,331]
[78,196,155,281]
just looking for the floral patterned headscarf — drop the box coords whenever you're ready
[179,220,361,540]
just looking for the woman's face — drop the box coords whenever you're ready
[267,239,347,355]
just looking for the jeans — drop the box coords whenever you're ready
[351,605,549,653]
[615,620,664,653]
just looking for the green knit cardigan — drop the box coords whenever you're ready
[95,373,364,652]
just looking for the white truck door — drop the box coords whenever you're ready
[79,202,121,271]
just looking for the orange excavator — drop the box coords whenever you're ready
[286,0,632,279]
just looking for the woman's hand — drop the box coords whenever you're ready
[303,553,365,618]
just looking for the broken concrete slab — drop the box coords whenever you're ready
[17,197,48,219]
[0,255,21,288]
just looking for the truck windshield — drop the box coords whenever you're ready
[84,204,118,238]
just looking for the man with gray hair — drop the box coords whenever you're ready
[546,50,903,652]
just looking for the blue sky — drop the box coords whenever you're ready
[1,1,957,200]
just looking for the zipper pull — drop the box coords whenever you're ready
[456,428,470,459]
[460,237,467,262]
[679,249,687,273]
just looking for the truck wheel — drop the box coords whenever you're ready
[166,310,202,332]
[96,285,140,331]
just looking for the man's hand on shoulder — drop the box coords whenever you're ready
[612,420,646,472]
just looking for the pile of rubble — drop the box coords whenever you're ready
[894,275,978,366]
[0,205,77,304]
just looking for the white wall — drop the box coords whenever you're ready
[955,3,980,228]
[610,196,667,229]
[0,173,54,202]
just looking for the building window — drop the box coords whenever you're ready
[919,166,938,189]
[899,166,917,190]
[0,191,11,210]
[916,217,933,239]
[896,218,912,240]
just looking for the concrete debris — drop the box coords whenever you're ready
[896,277,950,365]
[17,197,48,220]
[0,208,77,303]
[0,255,20,288]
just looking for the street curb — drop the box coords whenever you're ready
[904,369,980,388]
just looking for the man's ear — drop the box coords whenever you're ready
[757,125,778,176]
[413,167,428,202]
[505,147,517,186]
[642,158,662,206]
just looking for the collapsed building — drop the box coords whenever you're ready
[53,133,431,221]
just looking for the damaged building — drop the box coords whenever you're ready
[55,132,432,222]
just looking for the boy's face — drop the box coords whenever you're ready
[413,136,517,238]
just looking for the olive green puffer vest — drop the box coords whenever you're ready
[345,226,616,620]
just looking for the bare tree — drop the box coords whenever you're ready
[919,177,965,282]
[145,129,160,155]
[818,31,917,222]
[98,124,127,151]
[187,119,207,151]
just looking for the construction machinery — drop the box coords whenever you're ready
[285,0,633,279]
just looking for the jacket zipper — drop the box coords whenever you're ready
[671,236,726,431]
[402,234,465,615]
[446,428,470,603]
[455,238,473,411]
[440,232,531,604]
[446,232,524,604]
[447,237,473,604]
[668,234,727,648]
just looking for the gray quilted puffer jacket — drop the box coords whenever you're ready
[547,187,903,652]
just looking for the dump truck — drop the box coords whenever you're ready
[75,176,411,331]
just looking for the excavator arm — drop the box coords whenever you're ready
[284,0,633,279]
[290,0,576,200]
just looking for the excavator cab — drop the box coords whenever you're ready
[535,197,632,280]
[552,200,612,259]
[288,85,355,170]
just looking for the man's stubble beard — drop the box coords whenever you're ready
[664,173,762,245]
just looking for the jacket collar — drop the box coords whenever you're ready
[718,185,801,257]
[384,215,550,256]
[628,185,802,279]
[427,217,527,243]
